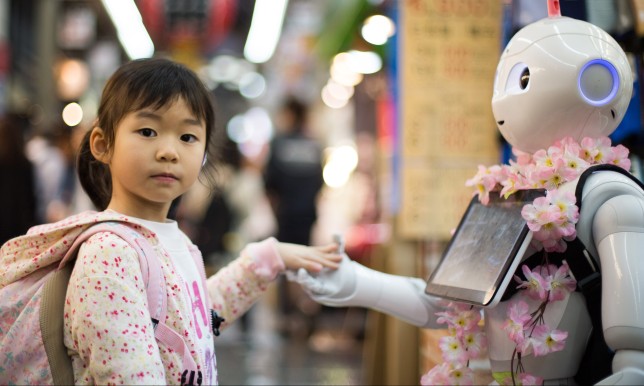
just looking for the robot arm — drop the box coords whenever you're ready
[287,254,447,329]
[577,172,644,384]
[593,194,644,384]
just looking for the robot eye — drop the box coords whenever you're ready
[505,62,530,94]
[520,68,530,90]
[578,59,619,106]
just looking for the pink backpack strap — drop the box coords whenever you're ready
[61,222,200,377]
[60,223,167,320]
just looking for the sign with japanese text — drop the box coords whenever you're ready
[398,0,503,239]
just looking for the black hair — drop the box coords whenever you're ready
[283,96,307,132]
[77,57,219,210]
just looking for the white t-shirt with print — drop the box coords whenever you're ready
[136,217,218,384]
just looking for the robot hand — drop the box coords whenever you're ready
[285,234,359,306]
[286,234,446,329]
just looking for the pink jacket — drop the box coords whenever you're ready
[8,210,283,385]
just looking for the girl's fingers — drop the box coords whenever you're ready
[278,242,343,271]
[317,257,340,269]
[309,253,341,269]
[316,243,341,253]
[305,261,324,273]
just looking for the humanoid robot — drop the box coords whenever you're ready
[288,1,644,384]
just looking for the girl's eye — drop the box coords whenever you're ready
[180,134,198,143]
[138,128,156,137]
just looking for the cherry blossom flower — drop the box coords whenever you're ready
[502,301,531,345]
[513,147,533,166]
[466,165,504,205]
[515,265,548,301]
[439,335,469,364]
[532,145,562,169]
[421,362,451,385]
[524,166,545,190]
[553,136,579,153]
[522,198,565,248]
[518,372,544,385]
[579,138,599,163]
[559,140,589,178]
[581,137,612,164]
[445,366,475,385]
[607,144,631,170]
[462,330,487,359]
[530,324,568,356]
[545,262,577,301]
[545,190,578,240]
[521,196,558,231]
[436,304,481,336]
[521,189,579,253]
[421,363,475,386]
[500,163,527,198]
[430,303,487,384]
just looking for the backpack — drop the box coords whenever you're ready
[0,212,207,385]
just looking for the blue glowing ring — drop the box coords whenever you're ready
[578,59,619,107]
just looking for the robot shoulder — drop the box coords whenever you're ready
[575,164,644,258]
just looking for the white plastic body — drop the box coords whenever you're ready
[313,259,448,329]
[581,173,644,345]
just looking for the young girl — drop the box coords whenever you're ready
[64,57,342,384]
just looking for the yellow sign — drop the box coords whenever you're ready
[398,0,503,239]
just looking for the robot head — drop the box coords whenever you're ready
[492,15,633,153]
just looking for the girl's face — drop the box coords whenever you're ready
[93,97,206,221]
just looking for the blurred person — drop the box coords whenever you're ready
[0,113,37,244]
[227,150,277,252]
[44,121,96,221]
[264,97,323,245]
[263,96,324,337]
[25,124,67,223]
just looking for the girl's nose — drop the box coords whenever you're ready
[156,141,179,162]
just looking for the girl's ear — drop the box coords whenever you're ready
[89,127,110,163]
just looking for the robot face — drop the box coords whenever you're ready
[491,17,633,153]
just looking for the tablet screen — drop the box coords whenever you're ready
[425,189,545,307]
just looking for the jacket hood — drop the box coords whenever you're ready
[0,210,158,287]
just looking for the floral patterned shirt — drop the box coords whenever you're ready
[61,211,284,385]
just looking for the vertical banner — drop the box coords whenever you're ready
[397,0,503,239]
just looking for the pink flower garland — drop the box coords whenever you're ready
[421,302,486,385]
[421,137,631,385]
[465,136,630,253]
[499,262,577,384]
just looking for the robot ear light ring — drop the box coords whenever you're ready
[578,59,620,107]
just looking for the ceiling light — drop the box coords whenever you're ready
[101,0,154,59]
[244,0,289,63]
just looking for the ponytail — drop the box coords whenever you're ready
[76,129,112,210]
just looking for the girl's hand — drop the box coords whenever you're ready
[276,242,343,273]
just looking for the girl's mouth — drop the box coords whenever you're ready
[152,173,178,182]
